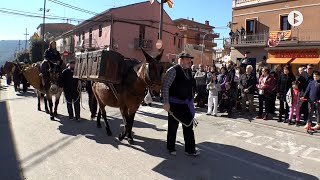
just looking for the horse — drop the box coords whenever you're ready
[3,61,28,92]
[40,61,64,120]
[92,48,164,144]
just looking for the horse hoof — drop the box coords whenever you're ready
[97,123,102,128]
[128,138,134,145]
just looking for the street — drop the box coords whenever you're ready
[1,79,320,180]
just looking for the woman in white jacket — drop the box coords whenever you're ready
[206,74,221,116]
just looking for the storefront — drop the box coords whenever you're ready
[267,48,320,75]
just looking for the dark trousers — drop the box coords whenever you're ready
[258,95,271,116]
[66,93,80,120]
[270,95,276,113]
[307,102,320,124]
[279,100,289,120]
[167,103,195,153]
[88,90,97,116]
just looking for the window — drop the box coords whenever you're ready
[99,25,102,37]
[246,19,256,34]
[82,31,85,42]
[178,38,181,49]
[280,15,291,30]
[139,25,145,40]
[174,36,176,45]
[78,33,81,42]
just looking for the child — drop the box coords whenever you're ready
[206,74,221,116]
[219,82,236,118]
[286,81,304,125]
[302,72,320,130]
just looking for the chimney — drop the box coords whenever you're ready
[192,18,194,21]
[205,20,209,26]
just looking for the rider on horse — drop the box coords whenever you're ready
[40,41,63,89]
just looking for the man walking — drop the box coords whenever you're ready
[59,59,81,121]
[162,52,199,156]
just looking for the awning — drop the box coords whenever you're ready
[291,58,320,64]
[267,58,292,64]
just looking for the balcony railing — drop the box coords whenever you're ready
[134,38,152,49]
[292,29,320,42]
[228,32,269,46]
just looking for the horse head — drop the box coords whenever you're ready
[140,48,164,93]
[47,61,62,94]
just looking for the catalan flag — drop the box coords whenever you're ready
[167,0,173,8]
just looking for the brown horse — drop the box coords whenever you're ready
[92,49,164,144]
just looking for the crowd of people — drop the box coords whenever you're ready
[189,61,320,130]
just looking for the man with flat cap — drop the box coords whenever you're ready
[59,58,81,121]
[162,52,200,156]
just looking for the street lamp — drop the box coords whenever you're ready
[201,33,209,64]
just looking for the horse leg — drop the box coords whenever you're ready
[37,93,41,111]
[44,95,49,114]
[118,107,128,142]
[126,113,136,145]
[101,108,112,136]
[47,94,54,120]
[97,110,102,128]
[53,97,60,117]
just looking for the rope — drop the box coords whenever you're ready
[168,110,198,129]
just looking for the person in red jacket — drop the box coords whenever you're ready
[256,67,276,120]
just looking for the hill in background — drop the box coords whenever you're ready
[0,40,28,66]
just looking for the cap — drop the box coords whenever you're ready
[178,52,194,59]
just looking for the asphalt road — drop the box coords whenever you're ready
[1,79,320,180]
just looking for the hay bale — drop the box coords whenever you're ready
[23,63,41,90]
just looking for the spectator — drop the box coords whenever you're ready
[194,64,207,108]
[59,59,81,121]
[296,66,308,124]
[218,67,228,111]
[240,52,252,70]
[256,67,276,120]
[220,82,237,118]
[302,64,314,84]
[286,81,304,125]
[206,74,221,116]
[229,30,235,44]
[239,65,256,115]
[269,71,278,114]
[302,72,320,130]
[277,65,295,123]
[227,61,236,89]
[191,65,197,96]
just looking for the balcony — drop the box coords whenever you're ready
[228,32,269,47]
[134,38,152,49]
[292,29,320,42]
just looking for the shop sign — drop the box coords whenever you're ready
[274,49,319,58]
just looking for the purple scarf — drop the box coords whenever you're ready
[169,97,195,118]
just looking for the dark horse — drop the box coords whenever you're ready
[4,61,28,92]
[92,49,164,144]
[40,61,64,120]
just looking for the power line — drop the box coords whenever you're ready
[48,0,98,15]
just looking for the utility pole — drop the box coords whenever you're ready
[24,28,29,53]
[18,40,21,52]
[41,0,47,60]
[159,0,165,40]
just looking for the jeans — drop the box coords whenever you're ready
[207,95,218,115]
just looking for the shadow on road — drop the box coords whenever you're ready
[0,101,23,180]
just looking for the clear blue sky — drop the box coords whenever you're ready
[0,0,232,47]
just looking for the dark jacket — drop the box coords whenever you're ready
[227,68,236,88]
[302,71,314,84]
[239,73,257,94]
[304,80,320,103]
[44,48,62,63]
[296,75,307,91]
[277,73,295,100]
[59,68,79,96]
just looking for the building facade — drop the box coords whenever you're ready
[72,1,181,62]
[37,23,75,39]
[174,18,219,66]
[229,0,320,73]
[55,30,75,63]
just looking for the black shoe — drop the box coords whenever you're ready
[277,119,283,122]
[185,150,200,157]
[283,119,288,123]
[168,149,176,156]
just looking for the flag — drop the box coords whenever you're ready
[167,0,173,8]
